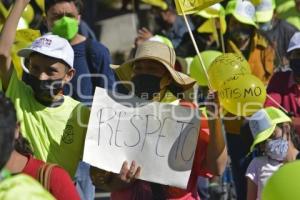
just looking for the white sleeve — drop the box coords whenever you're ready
[245,158,260,185]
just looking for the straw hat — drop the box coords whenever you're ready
[114,41,196,91]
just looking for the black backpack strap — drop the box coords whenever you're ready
[84,38,103,89]
[85,38,98,73]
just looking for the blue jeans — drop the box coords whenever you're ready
[75,162,95,200]
[197,177,209,200]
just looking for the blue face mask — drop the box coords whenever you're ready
[259,21,273,32]
[265,138,288,161]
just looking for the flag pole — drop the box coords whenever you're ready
[218,16,226,53]
[266,94,289,114]
[178,2,213,90]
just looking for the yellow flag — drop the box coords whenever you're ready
[175,0,223,15]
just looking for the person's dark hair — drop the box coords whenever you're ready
[290,126,300,150]
[0,92,17,170]
[165,0,176,12]
[240,120,254,153]
[45,0,83,14]
[15,135,33,156]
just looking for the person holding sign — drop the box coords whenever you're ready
[91,41,227,200]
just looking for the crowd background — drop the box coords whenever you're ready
[0,0,300,200]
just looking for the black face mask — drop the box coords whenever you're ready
[229,27,253,46]
[167,83,184,98]
[131,74,161,100]
[27,74,64,100]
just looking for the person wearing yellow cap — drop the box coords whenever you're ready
[245,107,299,200]
[223,2,276,200]
[225,0,275,84]
[255,0,298,69]
[91,41,228,200]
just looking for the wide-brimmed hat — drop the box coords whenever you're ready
[114,41,196,91]
[249,107,291,152]
[226,0,258,28]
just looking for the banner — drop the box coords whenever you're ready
[175,0,223,15]
[83,88,201,189]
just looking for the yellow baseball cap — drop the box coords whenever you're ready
[226,0,258,28]
[255,0,276,23]
[141,0,168,10]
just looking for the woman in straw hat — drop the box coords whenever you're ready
[91,41,227,200]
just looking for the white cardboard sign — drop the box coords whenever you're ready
[83,88,201,189]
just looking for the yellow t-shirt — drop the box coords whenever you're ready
[2,70,90,177]
[0,174,55,200]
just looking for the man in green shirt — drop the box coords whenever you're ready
[0,0,90,177]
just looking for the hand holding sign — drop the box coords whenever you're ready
[119,161,141,183]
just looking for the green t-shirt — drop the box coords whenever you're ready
[0,174,55,200]
[2,70,90,177]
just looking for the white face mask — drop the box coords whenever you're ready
[265,138,288,161]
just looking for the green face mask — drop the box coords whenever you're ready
[52,16,79,40]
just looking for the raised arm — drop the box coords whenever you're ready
[0,0,29,90]
[204,92,227,176]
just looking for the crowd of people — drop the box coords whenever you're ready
[0,0,300,200]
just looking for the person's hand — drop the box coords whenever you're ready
[119,161,141,183]
[135,28,154,47]
[137,27,153,40]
